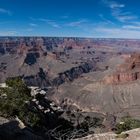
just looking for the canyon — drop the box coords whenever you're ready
[1,37,140,139]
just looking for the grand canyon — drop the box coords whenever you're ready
[1,37,140,139]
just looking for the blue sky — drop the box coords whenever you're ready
[0,0,140,38]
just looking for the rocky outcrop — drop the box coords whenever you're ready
[75,128,140,140]
[0,117,9,125]
[104,72,140,84]
[23,62,94,88]
[23,68,51,87]
[104,54,140,84]
[52,62,94,86]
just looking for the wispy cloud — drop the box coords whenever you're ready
[102,0,125,9]
[29,17,60,28]
[94,26,140,38]
[29,23,38,27]
[122,21,140,30]
[132,22,140,26]
[112,10,138,22]
[123,25,140,30]
[66,19,88,27]
[102,0,138,22]
[99,14,115,25]
[0,8,12,15]
[0,30,17,36]
[39,18,60,28]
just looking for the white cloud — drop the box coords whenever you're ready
[99,14,115,25]
[102,0,138,22]
[95,27,140,38]
[0,8,12,15]
[0,30,17,36]
[39,18,48,22]
[131,22,140,26]
[123,22,140,31]
[47,21,60,28]
[110,3,125,9]
[112,10,138,22]
[123,25,140,30]
[66,19,88,27]
[29,23,38,27]
[102,0,125,9]
[39,18,60,28]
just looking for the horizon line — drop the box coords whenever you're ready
[0,36,140,40]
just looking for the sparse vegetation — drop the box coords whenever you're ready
[115,116,140,134]
[0,77,104,139]
[6,77,31,96]
[0,77,41,127]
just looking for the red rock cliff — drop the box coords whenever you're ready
[104,54,140,84]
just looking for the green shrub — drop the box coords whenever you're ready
[115,117,140,134]
[0,77,41,128]
[6,77,31,96]
[6,77,23,87]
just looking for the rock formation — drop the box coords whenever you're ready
[104,54,140,84]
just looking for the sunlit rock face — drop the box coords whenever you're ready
[49,53,140,120]
[0,37,122,86]
[104,54,140,84]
